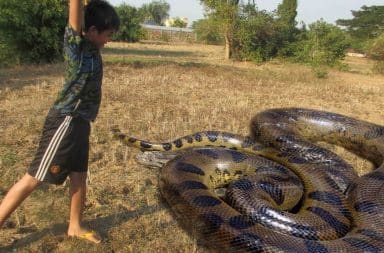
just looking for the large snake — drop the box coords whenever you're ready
[113,108,384,252]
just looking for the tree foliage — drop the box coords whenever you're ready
[197,0,351,76]
[192,19,224,45]
[336,5,384,40]
[277,0,297,29]
[170,18,188,28]
[232,6,279,62]
[369,33,384,61]
[368,32,384,74]
[114,4,144,42]
[276,0,298,56]
[0,0,67,65]
[198,0,300,60]
[200,0,240,59]
[140,0,170,25]
[294,20,350,66]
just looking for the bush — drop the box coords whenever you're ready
[169,17,188,28]
[365,32,384,74]
[0,0,67,65]
[192,19,224,45]
[113,4,144,42]
[293,20,350,66]
[368,33,384,60]
[0,38,19,67]
[232,11,279,62]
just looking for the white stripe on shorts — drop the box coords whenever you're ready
[35,115,72,181]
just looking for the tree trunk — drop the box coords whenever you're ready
[224,34,231,60]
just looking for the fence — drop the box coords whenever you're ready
[141,24,197,43]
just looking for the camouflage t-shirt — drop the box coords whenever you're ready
[53,25,103,121]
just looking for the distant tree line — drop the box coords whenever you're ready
[0,0,383,75]
[0,0,173,66]
[337,5,384,73]
[194,1,384,75]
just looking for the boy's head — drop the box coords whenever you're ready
[83,0,120,48]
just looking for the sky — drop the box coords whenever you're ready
[109,0,384,26]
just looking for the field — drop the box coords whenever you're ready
[0,41,383,252]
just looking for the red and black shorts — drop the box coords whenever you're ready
[28,108,90,185]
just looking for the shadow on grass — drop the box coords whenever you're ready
[102,47,195,58]
[0,63,64,91]
[0,204,163,252]
[104,57,209,69]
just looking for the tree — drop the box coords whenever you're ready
[232,5,279,62]
[368,33,384,74]
[200,0,240,59]
[0,0,67,65]
[369,33,384,61]
[114,4,144,42]
[139,0,170,26]
[170,17,188,28]
[336,5,384,40]
[277,0,297,29]
[294,20,350,68]
[193,19,224,45]
[276,0,298,56]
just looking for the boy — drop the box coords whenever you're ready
[0,0,119,244]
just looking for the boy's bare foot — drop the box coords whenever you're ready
[68,229,101,244]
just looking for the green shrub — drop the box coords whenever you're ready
[293,20,350,67]
[368,33,384,61]
[368,33,384,74]
[0,38,19,67]
[192,19,224,45]
[113,4,144,42]
[0,0,67,65]
[232,11,279,62]
[170,17,188,28]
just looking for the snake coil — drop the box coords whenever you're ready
[113,108,384,252]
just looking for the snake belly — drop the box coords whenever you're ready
[113,108,384,252]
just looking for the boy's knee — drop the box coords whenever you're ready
[22,173,42,189]
[69,172,87,185]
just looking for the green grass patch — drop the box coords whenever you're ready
[0,150,19,167]
[104,55,209,69]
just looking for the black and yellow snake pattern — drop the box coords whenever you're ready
[113,108,384,252]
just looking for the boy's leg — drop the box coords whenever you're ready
[0,173,41,228]
[67,171,101,244]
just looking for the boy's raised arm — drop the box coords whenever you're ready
[69,0,83,34]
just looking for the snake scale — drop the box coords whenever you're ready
[113,108,384,252]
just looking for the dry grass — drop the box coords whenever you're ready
[0,41,383,252]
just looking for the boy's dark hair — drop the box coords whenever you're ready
[84,0,120,32]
